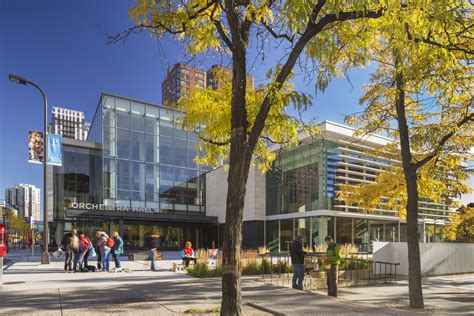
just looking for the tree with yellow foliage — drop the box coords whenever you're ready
[112,1,391,314]
[340,1,473,309]
[444,205,474,242]
[111,0,473,313]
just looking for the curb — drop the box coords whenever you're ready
[245,302,286,316]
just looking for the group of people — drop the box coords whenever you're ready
[60,229,124,272]
[290,235,341,297]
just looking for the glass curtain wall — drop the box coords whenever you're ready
[100,94,208,215]
[266,143,323,215]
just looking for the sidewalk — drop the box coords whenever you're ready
[1,260,410,315]
[313,275,474,314]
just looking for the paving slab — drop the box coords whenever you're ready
[1,260,416,315]
[313,274,474,315]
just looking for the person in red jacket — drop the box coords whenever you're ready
[74,232,90,272]
[181,241,196,267]
[79,232,93,269]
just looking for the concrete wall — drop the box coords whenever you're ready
[205,167,266,223]
[373,242,474,276]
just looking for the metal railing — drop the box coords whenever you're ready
[259,252,399,287]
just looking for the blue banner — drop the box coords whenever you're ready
[47,134,62,166]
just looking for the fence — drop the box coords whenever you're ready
[259,252,399,290]
[373,242,474,276]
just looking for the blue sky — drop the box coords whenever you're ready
[0,0,373,207]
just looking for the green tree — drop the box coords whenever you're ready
[340,1,473,308]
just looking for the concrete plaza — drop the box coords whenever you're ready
[1,252,473,315]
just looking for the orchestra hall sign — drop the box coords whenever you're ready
[70,202,155,214]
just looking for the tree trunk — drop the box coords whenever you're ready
[220,45,252,316]
[395,69,424,309]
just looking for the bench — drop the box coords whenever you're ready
[128,251,162,261]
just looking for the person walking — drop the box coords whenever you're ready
[60,228,78,272]
[111,231,124,272]
[145,231,161,271]
[323,236,342,297]
[96,231,112,272]
[289,235,305,290]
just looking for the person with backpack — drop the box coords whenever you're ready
[96,231,113,272]
[60,228,78,272]
[111,231,124,272]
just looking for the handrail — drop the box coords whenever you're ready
[258,252,400,287]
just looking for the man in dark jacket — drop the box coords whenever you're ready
[145,232,161,271]
[289,235,305,290]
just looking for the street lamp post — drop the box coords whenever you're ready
[8,74,50,264]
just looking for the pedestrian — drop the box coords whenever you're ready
[180,241,196,267]
[94,235,102,271]
[289,235,305,290]
[60,228,78,272]
[145,231,161,271]
[75,232,92,271]
[322,236,341,297]
[96,231,112,272]
[81,233,93,268]
[74,232,87,272]
[111,231,124,272]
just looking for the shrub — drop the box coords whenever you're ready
[242,261,260,275]
[261,258,271,273]
[272,260,292,273]
[339,243,359,258]
[186,263,222,278]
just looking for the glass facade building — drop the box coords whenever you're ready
[52,93,217,250]
[264,122,453,252]
[89,93,209,214]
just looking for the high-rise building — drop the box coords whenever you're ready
[51,107,89,140]
[161,63,207,106]
[5,184,40,220]
[206,65,254,90]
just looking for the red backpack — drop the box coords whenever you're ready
[106,237,114,248]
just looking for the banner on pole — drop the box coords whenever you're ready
[28,130,44,164]
[47,134,62,166]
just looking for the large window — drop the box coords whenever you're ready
[336,217,352,244]
[145,134,159,163]
[280,219,293,252]
[266,221,279,252]
[130,102,144,132]
[101,95,207,214]
[266,143,321,215]
[131,131,145,161]
[160,136,174,165]
[117,129,130,159]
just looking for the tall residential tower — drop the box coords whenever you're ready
[5,184,40,220]
[161,63,207,106]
